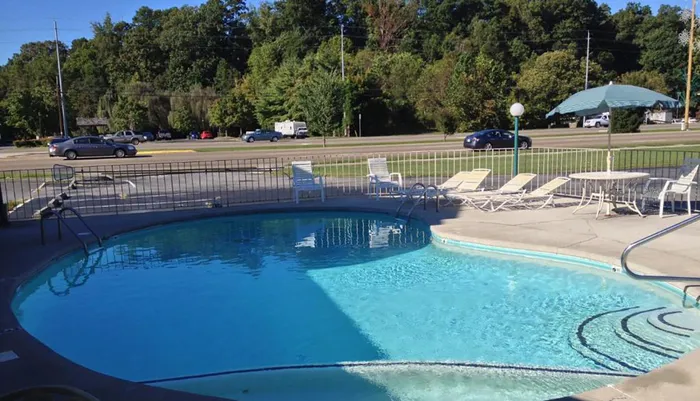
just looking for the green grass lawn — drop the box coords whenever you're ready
[0,170,53,180]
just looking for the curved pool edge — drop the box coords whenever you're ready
[2,200,700,401]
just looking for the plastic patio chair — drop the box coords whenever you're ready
[291,161,325,204]
[445,173,537,208]
[657,165,698,217]
[367,158,403,199]
[485,177,571,212]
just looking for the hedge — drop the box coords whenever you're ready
[13,138,55,148]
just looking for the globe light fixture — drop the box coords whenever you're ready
[510,103,525,174]
[510,103,525,118]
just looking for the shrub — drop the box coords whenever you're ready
[611,109,644,133]
[12,138,55,148]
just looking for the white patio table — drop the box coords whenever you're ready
[569,171,650,218]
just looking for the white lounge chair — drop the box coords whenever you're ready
[401,170,492,200]
[445,173,536,207]
[291,161,325,204]
[485,177,571,212]
[450,169,492,193]
[658,165,698,217]
[367,158,403,199]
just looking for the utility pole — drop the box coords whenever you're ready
[55,76,63,135]
[583,30,591,127]
[341,23,347,137]
[585,31,590,90]
[684,0,697,131]
[54,21,69,138]
[340,23,345,81]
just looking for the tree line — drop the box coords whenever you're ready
[0,0,693,140]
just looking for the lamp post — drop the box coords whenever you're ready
[510,103,525,176]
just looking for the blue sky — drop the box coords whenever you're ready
[0,0,687,65]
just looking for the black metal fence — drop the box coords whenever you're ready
[1,148,698,221]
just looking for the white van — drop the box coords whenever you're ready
[274,121,308,138]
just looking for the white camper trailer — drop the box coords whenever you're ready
[275,120,308,138]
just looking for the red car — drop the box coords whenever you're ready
[200,130,215,139]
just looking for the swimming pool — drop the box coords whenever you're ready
[12,212,700,401]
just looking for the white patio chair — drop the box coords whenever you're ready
[367,158,403,199]
[485,177,571,212]
[657,165,698,217]
[445,173,536,208]
[291,161,325,204]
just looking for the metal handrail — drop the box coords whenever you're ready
[40,207,102,255]
[401,184,441,222]
[395,183,426,216]
[621,213,700,281]
[58,206,103,248]
[40,210,90,255]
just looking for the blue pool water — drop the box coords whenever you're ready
[12,212,700,401]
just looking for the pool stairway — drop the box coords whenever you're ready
[569,305,700,374]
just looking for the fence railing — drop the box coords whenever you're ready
[1,147,698,221]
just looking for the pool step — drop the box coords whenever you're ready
[647,309,700,337]
[570,306,700,374]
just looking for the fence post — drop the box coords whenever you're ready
[0,184,8,226]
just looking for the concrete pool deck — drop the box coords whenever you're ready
[0,197,699,401]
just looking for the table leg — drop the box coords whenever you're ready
[596,189,605,219]
[573,182,595,214]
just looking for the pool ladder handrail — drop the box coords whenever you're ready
[396,183,440,221]
[621,213,700,282]
[40,206,103,256]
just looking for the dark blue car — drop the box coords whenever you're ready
[463,129,532,150]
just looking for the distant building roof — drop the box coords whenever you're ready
[76,117,109,127]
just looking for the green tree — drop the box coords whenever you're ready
[515,50,602,128]
[168,106,197,133]
[299,70,344,142]
[3,88,56,138]
[364,0,418,51]
[209,81,256,136]
[255,60,304,128]
[636,5,685,91]
[412,56,456,138]
[618,70,669,94]
[110,97,148,130]
[447,52,510,131]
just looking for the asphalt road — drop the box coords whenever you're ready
[2,126,700,170]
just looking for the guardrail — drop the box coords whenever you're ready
[0,147,696,221]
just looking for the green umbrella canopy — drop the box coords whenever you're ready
[546,84,681,118]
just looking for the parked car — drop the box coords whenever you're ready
[102,130,146,145]
[142,132,155,141]
[189,131,200,140]
[295,128,309,139]
[49,136,137,160]
[241,129,282,142]
[200,130,215,139]
[156,129,172,140]
[47,137,70,147]
[463,129,532,150]
[583,113,610,128]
